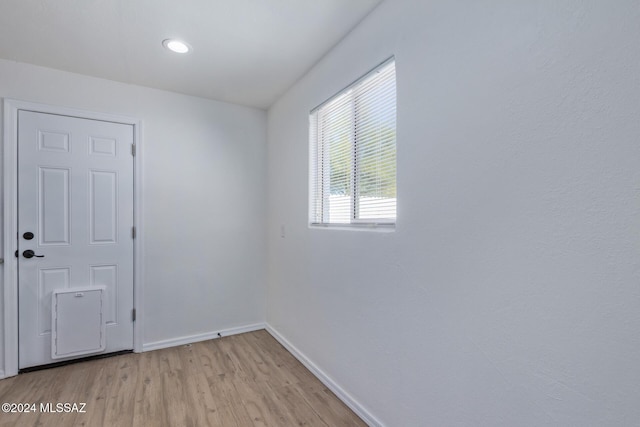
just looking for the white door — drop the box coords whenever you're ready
[18,110,135,369]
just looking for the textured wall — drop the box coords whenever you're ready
[266,1,640,425]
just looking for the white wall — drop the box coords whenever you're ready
[267,1,640,425]
[0,58,267,371]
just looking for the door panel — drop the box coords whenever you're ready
[90,170,118,244]
[38,268,70,334]
[39,167,71,245]
[18,111,135,369]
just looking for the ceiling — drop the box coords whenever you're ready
[0,0,382,109]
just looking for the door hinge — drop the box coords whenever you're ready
[131,144,136,156]
[132,226,136,239]
[132,308,136,322]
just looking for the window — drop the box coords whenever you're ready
[309,58,396,227]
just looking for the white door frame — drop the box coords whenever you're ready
[2,98,145,378]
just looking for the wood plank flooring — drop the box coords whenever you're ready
[0,330,366,427]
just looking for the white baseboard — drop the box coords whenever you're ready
[0,369,5,380]
[265,324,384,427]
[142,322,266,352]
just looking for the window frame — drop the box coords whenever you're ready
[309,57,397,229]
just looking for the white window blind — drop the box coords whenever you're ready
[310,58,396,226]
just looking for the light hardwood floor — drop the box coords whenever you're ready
[0,330,366,426]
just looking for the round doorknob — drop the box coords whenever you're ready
[23,250,44,259]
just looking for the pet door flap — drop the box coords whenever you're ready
[51,286,106,359]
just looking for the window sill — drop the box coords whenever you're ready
[309,223,396,233]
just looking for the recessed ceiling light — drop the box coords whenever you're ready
[162,39,191,54]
